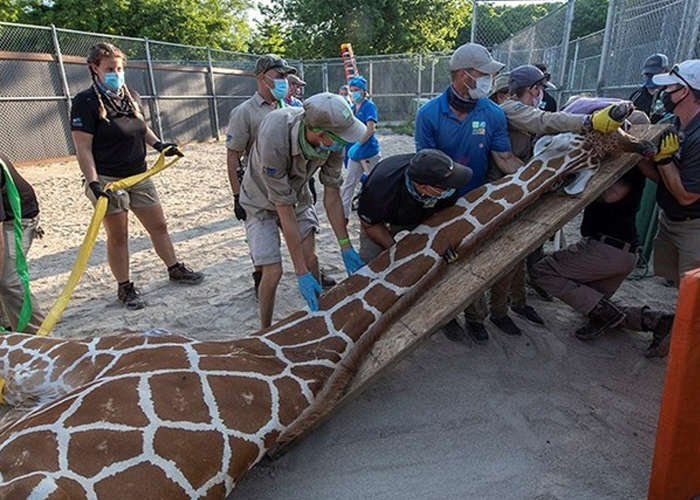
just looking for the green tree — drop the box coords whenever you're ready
[570,0,608,40]
[278,0,470,59]
[0,0,22,22]
[249,1,288,56]
[17,0,251,50]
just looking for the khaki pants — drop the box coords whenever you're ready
[1,217,45,333]
[654,211,700,285]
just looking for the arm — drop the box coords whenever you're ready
[71,131,98,183]
[636,158,661,183]
[490,150,523,175]
[503,101,584,135]
[356,121,375,145]
[600,179,631,203]
[658,162,700,206]
[276,204,310,276]
[227,149,243,195]
[144,127,160,148]
[361,220,395,250]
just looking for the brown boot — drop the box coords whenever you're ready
[575,298,625,341]
[643,309,675,358]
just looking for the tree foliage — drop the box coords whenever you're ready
[248,1,288,56]
[570,0,608,40]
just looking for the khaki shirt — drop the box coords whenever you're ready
[501,98,585,163]
[240,107,344,218]
[226,92,277,158]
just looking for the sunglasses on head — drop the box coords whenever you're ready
[312,128,350,146]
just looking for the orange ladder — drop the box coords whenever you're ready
[341,43,358,82]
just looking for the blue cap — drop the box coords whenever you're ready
[348,76,367,91]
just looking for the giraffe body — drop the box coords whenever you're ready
[0,116,654,499]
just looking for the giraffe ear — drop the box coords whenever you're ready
[563,168,598,195]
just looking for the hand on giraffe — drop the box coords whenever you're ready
[341,247,365,276]
[590,104,624,133]
[297,272,323,311]
[653,130,681,164]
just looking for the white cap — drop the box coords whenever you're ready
[303,92,367,143]
[652,60,700,90]
[449,43,504,74]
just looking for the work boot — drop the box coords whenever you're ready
[575,298,625,341]
[643,309,675,358]
[118,281,146,310]
[511,304,545,326]
[490,314,522,336]
[252,271,262,300]
[443,318,466,342]
[168,262,204,284]
[466,321,489,345]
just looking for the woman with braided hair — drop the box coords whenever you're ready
[70,42,203,310]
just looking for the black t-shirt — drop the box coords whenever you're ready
[656,112,700,220]
[0,152,40,222]
[70,88,148,177]
[358,153,459,227]
[539,91,557,112]
[580,167,646,245]
[629,86,666,124]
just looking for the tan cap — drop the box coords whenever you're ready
[449,43,504,74]
[254,54,296,76]
[490,72,511,96]
[287,74,306,86]
[303,92,367,143]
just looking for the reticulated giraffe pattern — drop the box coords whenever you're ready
[0,106,654,500]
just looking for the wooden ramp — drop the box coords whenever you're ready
[270,124,666,457]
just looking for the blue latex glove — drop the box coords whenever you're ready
[297,272,323,311]
[341,247,366,276]
[347,142,361,161]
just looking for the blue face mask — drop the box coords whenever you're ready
[269,78,289,100]
[103,72,125,91]
[351,90,364,103]
[318,140,344,153]
[644,75,657,89]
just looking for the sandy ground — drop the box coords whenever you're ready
[1,130,679,499]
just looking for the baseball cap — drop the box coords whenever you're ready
[449,43,504,74]
[642,53,669,75]
[303,92,367,143]
[490,72,511,96]
[254,54,296,76]
[287,74,306,86]
[508,65,556,92]
[408,149,473,189]
[653,60,700,90]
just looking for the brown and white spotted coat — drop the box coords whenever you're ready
[0,117,654,499]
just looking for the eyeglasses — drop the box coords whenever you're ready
[670,64,696,90]
[312,128,350,146]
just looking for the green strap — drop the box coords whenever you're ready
[0,158,33,332]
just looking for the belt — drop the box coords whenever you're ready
[667,214,700,222]
[591,234,637,253]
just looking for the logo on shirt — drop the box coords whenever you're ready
[472,121,486,135]
[264,167,277,177]
[72,117,83,128]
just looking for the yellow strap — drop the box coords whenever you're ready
[36,153,180,337]
[0,377,6,405]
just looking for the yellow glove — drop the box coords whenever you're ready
[590,104,624,133]
[653,130,681,164]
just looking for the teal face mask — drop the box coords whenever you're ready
[104,72,125,90]
[351,90,364,103]
[318,140,344,153]
[269,78,289,100]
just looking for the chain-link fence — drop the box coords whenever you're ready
[2,0,700,163]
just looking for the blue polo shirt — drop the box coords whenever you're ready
[352,98,380,160]
[415,87,511,195]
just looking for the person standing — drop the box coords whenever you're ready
[71,42,203,310]
[638,60,700,287]
[239,92,366,328]
[533,63,557,112]
[340,76,381,219]
[226,54,296,296]
[415,42,522,344]
[284,74,306,107]
[629,53,671,124]
[0,152,45,333]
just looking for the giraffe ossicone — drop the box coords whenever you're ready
[0,107,654,499]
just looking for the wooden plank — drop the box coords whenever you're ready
[270,125,666,457]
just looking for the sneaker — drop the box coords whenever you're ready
[168,262,204,284]
[575,298,625,341]
[443,318,466,342]
[320,271,336,289]
[118,281,146,310]
[511,304,545,326]
[466,321,489,344]
[253,271,262,300]
[490,315,522,336]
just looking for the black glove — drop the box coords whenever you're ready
[88,181,111,199]
[233,194,247,221]
[153,141,184,157]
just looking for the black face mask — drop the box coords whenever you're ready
[661,87,686,113]
[447,84,477,114]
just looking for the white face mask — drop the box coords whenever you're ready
[463,72,492,100]
[531,88,544,108]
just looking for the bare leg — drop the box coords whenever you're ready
[131,204,178,268]
[259,262,282,328]
[102,212,131,283]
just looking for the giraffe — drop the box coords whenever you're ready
[0,103,656,500]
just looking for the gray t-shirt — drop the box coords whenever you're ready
[226,92,278,159]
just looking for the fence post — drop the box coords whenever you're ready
[596,0,616,96]
[568,38,580,98]
[557,0,576,89]
[50,25,72,123]
[470,0,478,43]
[417,53,423,99]
[648,267,700,500]
[206,47,220,140]
[322,62,329,93]
[369,60,374,95]
[430,57,436,96]
[144,38,164,141]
